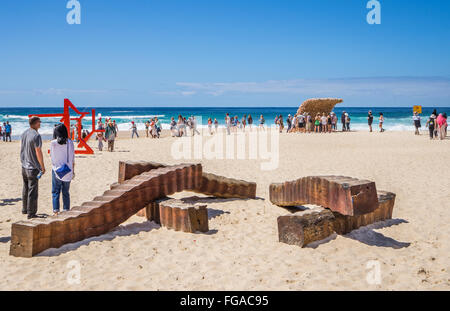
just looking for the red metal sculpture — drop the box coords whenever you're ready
[28,98,104,154]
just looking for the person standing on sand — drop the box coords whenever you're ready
[20,116,45,219]
[208,118,213,135]
[145,121,150,138]
[286,114,292,133]
[105,121,117,152]
[248,115,253,131]
[155,117,162,138]
[50,124,75,216]
[368,110,374,132]
[413,112,421,135]
[314,114,320,133]
[331,113,338,132]
[97,120,105,151]
[214,118,219,133]
[225,113,231,135]
[443,113,448,137]
[321,113,328,133]
[278,115,284,133]
[192,116,200,136]
[341,111,346,132]
[170,117,177,137]
[259,114,265,131]
[437,113,448,140]
[4,121,12,142]
[345,113,351,131]
[426,113,437,140]
[379,113,384,132]
[2,122,6,141]
[327,113,332,133]
[113,120,119,138]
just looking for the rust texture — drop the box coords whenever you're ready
[270,176,379,216]
[277,191,396,247]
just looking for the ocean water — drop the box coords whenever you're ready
[0,106,448,139]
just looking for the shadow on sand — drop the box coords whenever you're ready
[0,236,11,243]
[0,198,22,207]
[306,218,410,249]
[37,221,161,257]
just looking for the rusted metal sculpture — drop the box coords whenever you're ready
[10,164,202,257]
[277,191,396,247]
[118,161,257,200]
[141,197,209,233]
[269,176,379,216]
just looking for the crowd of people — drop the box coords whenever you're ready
[114,110,448,139]
[414,109,448,140]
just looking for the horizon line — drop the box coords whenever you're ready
[1,106,449,109]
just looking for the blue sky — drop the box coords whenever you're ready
[0,0,449,107]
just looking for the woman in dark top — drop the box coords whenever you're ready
[426,113,437,140]
[368,111,374,132]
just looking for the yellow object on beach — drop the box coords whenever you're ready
[413,105,422,114]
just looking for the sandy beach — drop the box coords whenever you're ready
[0,129,449,290]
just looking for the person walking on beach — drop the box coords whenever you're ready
[259,114,265,131]
[177,115,185,137]
[379,113,384,132]
[225,113,231,135]
[208,118,213,135]
[0,123,3,141]
[248,114,253,131]
[113,120,119,138]
[50,124,75,215]
[368,110,374,132]
[155,117,162,138]
[145,121,150,138]
[192,116,200,136]
[278,115,284,133]
[286,114,292,133]
[437,113,448,140]
[214,118,219,133]
[20,116,45,219]
[341,111,346,131]
[131,121,139,138]
[413,112,421,135]
[105,121,117,152]
[97,120,105,151]
[443,113,448,137]
[242,115,247,132]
